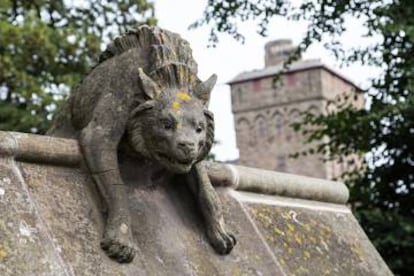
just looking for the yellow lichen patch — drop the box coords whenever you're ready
[350,242,365,261]
[258,213,272,226]
[323,269,331,275]
[296,265,309,274]
[0,245,7,259]
[273,227,284,236]
[172,101,181,110]
[304,250,311,260]
[294,234,303,245]
[319,223,332,233]
[309,236,317,244]
[177,91,192,101]
[287,223,295,232]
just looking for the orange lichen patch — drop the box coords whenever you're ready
[177,92,192,101]
[172,101,181,110]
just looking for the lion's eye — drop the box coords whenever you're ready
[196,123,204,133]
[161,119,174,130]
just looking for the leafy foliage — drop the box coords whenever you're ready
[0,0,156,133]
[195,0,414,274]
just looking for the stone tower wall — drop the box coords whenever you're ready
[264,39,298,67]
[230,66,361,179]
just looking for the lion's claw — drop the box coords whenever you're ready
[101,237,136,263]
[207,228,237,255]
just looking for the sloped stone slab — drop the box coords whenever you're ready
[1,160,284,275]
[233,192,391,275]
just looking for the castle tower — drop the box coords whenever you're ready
[228,40,363,179]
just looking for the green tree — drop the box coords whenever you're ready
[194,0,414,274]
[0,0,156,133]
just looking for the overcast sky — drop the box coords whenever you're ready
[154,0,381,161]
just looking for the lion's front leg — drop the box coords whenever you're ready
[79,95,136,263]
[100,186,135,263]
[81,125,136,263]
[186,162,236,254]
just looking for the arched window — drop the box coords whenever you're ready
[288,109,301,141]
[254,116,267,142]
[273,112,283,138]
[307,105,320,116]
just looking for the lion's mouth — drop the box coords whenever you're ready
[156,152,193,167]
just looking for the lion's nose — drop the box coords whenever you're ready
[178,141,196,154]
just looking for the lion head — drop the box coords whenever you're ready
[127,66,215,174]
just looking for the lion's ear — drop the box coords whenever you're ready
[194,74,217,106]
[138,68,161,100]
[131,101,156,117]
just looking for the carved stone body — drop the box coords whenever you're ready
[48,26,236,263]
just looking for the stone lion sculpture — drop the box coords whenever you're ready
[48,25,236,263]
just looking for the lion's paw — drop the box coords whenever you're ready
[207,227,237,255]
[101,223,136,263]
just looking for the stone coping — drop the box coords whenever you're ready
[0,131,349,204]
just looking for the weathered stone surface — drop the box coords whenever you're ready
[235,192,391,275]
[0,159,71,275]
[0,131,392,275]
[1,156,282,275]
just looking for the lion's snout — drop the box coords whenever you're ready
[177,140,196,156]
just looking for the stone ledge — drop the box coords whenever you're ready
[0,131,81,167]
[207,162,349,204]
[0,131,348,204]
